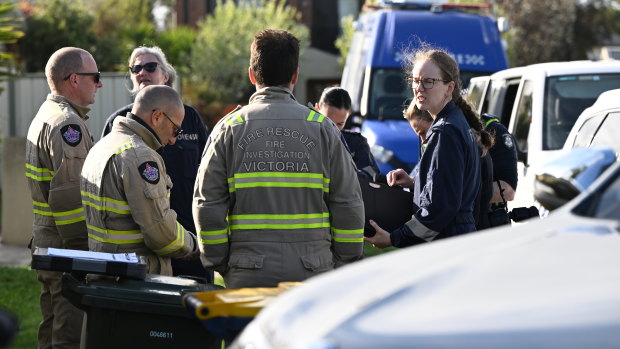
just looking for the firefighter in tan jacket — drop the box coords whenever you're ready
[25,47,101,349]
[81,85,198,275]
[193,30,365,289]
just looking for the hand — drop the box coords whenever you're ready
[364,220,393,249]
[387,168,413,188]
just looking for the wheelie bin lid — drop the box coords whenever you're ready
[183,282,301,341]
[62,273,224,318]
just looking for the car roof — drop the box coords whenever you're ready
[523,60,620,76]
[489,65,527,79]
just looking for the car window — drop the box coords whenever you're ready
[572,113,606,148]
[467,78,488,113]
[513,80,533,154]
[543,73,620,150]
[590,111,620,156]
[593,171,620,220]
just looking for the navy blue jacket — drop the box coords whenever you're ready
[391,102,480,247]
[101,104,209,233]
[482,114,518,190]
[342,130,381,179]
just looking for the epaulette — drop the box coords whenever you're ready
[481,113,501,127]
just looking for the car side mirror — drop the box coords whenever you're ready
[534,147,616,211]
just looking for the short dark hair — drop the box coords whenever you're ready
[250,29,300,87]
[319,87,351,110]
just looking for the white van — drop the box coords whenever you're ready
[468,61,620,212]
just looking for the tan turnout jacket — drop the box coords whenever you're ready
[193,87,365,288]
[25,94,94,250]
[80,114,198,275]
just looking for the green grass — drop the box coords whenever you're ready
[363,242,398,258]
[0,266,41,349]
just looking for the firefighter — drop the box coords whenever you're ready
[100,46,209,279]
[193,29,364,289]
[80,85,198,275]
[25,47,102,349]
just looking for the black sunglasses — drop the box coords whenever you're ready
[63,72,101,84]
[130,62,158,74]
[154,109,183,137]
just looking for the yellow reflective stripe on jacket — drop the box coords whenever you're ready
[32,200,85,224]
[81,191,131,214]
[114,141,134,155]
[25,163,54,181]
[153,222,186,255]
[331,227,364,243]
[87,224,144,244]
[306,110,325,123]
[225,112,244,126]
[229,212,330,230]
[32,200,52,216]
[228,172,330,193]
[200,228,229,245]
[53,207,85,226]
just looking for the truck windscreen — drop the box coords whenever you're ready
[543,73,620,150]
[367,68,493,120]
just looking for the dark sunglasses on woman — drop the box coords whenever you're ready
[130,62,158,74]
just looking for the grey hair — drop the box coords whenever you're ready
[128,46,176,94]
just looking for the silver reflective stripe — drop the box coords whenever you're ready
[229,213,330,230]
[81,191,131,215]
[153,222,186,255]
[87,224,144,244]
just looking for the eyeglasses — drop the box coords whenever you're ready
[63,72,101,84]
[411,77,450,90]
[130,62,158,74]
[155,109,183,137]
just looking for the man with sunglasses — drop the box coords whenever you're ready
[25,47,102,349]
[81,85,199,276]
[101,46,210,281]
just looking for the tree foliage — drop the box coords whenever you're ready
[18,0,98,72]
[0,1,24,93]
[187,0,309,113]
[335,15,355,69]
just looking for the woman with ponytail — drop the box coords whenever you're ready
[366,47,486,248]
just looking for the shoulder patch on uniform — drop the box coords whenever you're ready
[503,134,514,149]
[60,124,82,146]
[139,161,160,184]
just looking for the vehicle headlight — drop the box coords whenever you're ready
[370,144,394,163]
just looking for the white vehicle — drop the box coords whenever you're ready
[563,88,620,157]
[231,149,620,349]
[469,61,620,212]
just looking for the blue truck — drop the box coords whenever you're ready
[340,0,508,174]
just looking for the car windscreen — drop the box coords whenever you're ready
[543,73,620,150]
[367,68,493,120]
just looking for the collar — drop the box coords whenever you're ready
[435,101,458,120]
[249,86,297,104]
[115,113,164,151]
[47,94,90,120]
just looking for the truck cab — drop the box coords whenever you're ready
[341,0,508,174]
[469,61,620,213]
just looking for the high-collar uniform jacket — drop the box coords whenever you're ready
[390,101,481,247]
[193,87,365,288]
[26,94,94,250]
[80,115,198,275]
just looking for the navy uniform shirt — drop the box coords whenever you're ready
[342,130,381,179]
[101,104,209,233]
[482,113,518,190]
[390,102,480,247]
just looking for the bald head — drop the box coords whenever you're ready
[45,47,91,93]
[132,85,185,146]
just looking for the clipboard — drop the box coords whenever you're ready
[358,175,416,237]
[31,247,147,279]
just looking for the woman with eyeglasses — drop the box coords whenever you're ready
[365,47,491,248]
[101,46,211,281]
